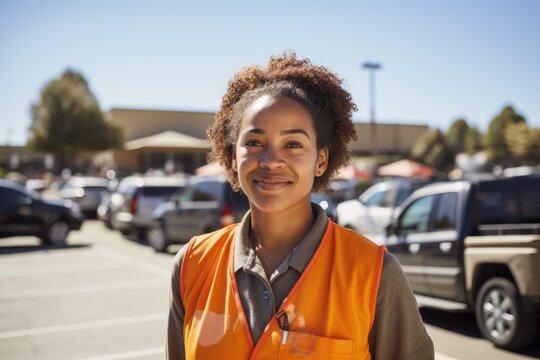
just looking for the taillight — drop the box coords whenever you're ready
[130,190,139,214]
[220,202,234,227]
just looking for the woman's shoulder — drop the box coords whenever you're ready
[187,223,239,254]
[330,222,383,251]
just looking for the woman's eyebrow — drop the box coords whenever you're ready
[245,128,310,139]
[280,129,310,138]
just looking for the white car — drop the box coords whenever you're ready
[337,179,428,242]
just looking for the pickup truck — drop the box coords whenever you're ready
[385,175,540,350]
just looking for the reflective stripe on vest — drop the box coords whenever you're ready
[181,220,385,359]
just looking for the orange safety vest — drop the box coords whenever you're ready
[181,220,385,359]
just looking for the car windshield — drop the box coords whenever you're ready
[30,189,42,200]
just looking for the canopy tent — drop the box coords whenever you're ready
[124,130,211,152]
[377,159,435,178]
[195,162,226,176]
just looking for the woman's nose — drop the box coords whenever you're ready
[259,147,285,169]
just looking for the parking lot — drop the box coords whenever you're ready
[1,220,539,360]
[0,220,181,360]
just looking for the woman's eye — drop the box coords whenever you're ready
[286,142,303,149]
[244,140,262,147]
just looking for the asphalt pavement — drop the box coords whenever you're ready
[0,220,539,360]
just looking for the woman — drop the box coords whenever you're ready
[167,53,434,359]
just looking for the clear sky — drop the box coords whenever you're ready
[1,0,539,146]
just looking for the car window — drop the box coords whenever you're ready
[394,188,413,207]
[141,186,183,198]
[0,187,32,209]
[61,183,76,190]
[192,182,221,201]
[229,191,249,211]
[477,178,540,224]
[519,181,540,223]
[432,192,457,230]
[477,184,520,224]
[117,179,138,194]
[398,195,434,235]
[84,186,108,191]
[364,190,392,207]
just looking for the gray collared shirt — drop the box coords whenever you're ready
[166,204,434,359]
[233,204,329,342]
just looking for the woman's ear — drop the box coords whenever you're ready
[232,150,237,172]
[316,147,329,177]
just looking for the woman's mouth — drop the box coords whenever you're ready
[253,176,292,191]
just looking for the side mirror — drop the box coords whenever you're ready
[385,222,395,237]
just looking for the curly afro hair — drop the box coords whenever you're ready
[207,52,358,192]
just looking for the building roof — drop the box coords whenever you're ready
[124,130,211,151]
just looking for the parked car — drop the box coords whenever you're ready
[148,176,249,252]
[59,176,110,217]
[0,179,84,246]
[336,179,428,239]
[113,176,187,239]
[311,191,338,222]
[97,176,138,229]
[385,176,540,350]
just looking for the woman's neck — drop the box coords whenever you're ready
[249,200,314,250]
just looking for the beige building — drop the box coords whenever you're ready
[107,107,429,174]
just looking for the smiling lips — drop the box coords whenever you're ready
[253,175,293,191]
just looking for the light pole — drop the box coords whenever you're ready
[362,61,382,176]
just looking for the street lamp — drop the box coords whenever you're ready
[362,61,382,175]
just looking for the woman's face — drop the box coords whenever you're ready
[233,95,328,214]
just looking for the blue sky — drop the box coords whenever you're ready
[1,0,539,145]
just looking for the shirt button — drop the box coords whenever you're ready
[263,290,270,300]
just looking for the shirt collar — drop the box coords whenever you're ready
[233,203,328,274]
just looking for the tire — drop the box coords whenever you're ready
[136,227,147,242]
[104,214,113,229]
[43,220,70,247]
[148,221,168,252]
[475,277,538,350]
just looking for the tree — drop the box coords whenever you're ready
[411,129,454,171]
[28,69,124,171]
[504,122,540,165]
[484,105,526,164]
[446,118,469,153]
[464,126,483,154]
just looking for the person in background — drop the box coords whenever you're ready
[167,53,434,359]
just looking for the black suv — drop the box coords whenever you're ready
[148,176,249,252]
[0,180,84,246]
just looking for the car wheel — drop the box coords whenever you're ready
[104,214,113,229]
[475,277,538,350]
[44,220,70,247]
[136,228,147,242]
[148,221,168,252]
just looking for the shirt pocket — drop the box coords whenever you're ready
[277,331,355,359]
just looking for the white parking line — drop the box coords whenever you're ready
[96,246,135,263]
[137,262,171,278]
[435,352,460,360]
[75,347,164,360]
[0,313,166,339]
[0,263,125,277]
[96,246,171,279]
[0,280,165,300]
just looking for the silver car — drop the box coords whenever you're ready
[59,176,110,217]
[113,176,187,239]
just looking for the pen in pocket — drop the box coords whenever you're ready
[276,309,290,346]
